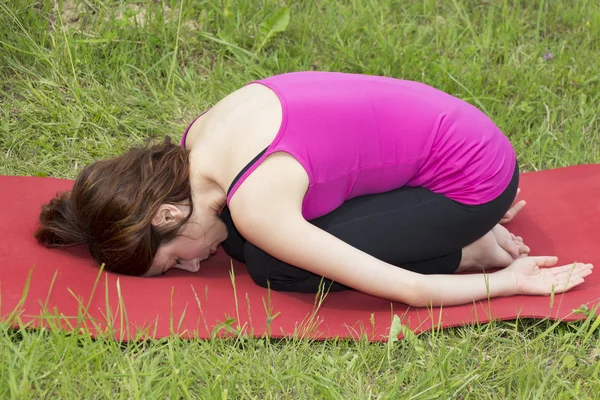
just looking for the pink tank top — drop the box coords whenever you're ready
[185,72,516,220]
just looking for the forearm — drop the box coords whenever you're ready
[232,189,518,307]
[240,218,518,307]
[409,270,517,307]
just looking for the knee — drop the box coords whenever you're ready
[243,242,309,291]
[243,242,346,293]
[243,242,271,289]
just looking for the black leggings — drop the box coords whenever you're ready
[221,163,519,293]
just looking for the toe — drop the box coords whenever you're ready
[518,242,531,255]
[493,246,516,268]
[502,239,520,259]
[514,238,530,254]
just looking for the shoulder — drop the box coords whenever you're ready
[185,82,281,149]
[228,152,309,232]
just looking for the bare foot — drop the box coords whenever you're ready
[458,231,516,272]
[491,224,530,258]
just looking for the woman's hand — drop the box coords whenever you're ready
[501,256,593,295]
[500,188,526,224]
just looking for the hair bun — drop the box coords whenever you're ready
[35,192,87,247]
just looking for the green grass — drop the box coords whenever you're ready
[2,317,600,398]
[1,0,600,397]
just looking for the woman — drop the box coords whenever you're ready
[36,71,592,307]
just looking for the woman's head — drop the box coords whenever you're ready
[35,137,223,276]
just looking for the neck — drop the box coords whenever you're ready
[190,176,227,214]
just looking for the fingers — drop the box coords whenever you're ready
[551,263,594,292]
[551,262,593,275]
[554,277,585,293]
[531,256,559,267]
[553,265,593,282]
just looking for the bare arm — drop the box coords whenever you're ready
[229,153,591,307]
[239,210,516,306]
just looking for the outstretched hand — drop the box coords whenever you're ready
[503,256,593,296]
[500,188,526,224]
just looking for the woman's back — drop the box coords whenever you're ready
[191,72,515,219]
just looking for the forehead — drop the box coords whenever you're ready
[145,235,197,276]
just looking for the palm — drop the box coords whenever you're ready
[506,257,593,295]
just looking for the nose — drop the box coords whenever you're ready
[177,259,200,273]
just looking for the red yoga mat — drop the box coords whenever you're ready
[1,165,599,341]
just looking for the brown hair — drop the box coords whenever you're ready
[35,137,192,275]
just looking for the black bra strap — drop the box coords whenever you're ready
[227,147,269,196]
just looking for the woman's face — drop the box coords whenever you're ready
[144,207,228,276]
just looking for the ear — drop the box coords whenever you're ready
[151,204,185,229]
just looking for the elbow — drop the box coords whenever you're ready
[402,275,432,308]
